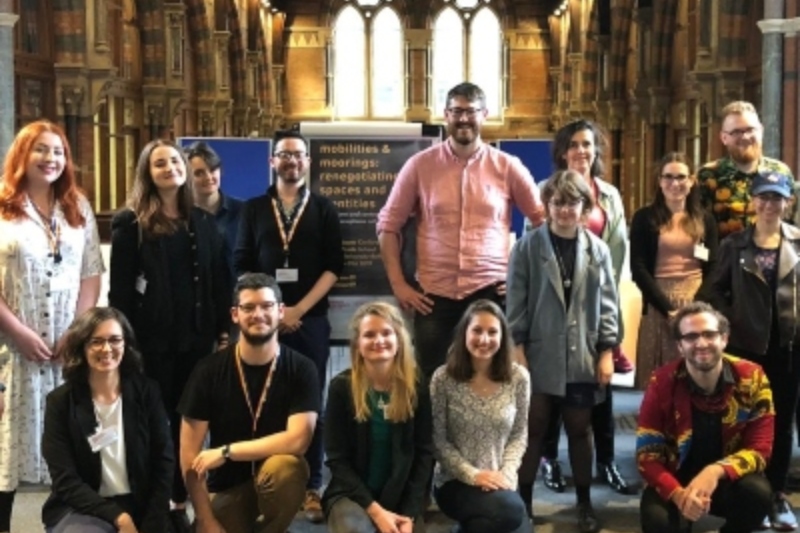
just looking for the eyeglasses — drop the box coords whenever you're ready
[87,336,125,350]
[549,198,583,209]
[274,151,307,161]
[755,193,787,204]
[723,126,759,139]
[679,330,721,343]
[447,107,483,119]
[237,302,278,314]
[660,173,689,183]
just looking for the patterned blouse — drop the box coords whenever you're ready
[430,362,530,488]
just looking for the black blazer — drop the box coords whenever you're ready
[630,205,718,316]
[322,370,434,519]
[42,374,174,531]
[108,208,231,355]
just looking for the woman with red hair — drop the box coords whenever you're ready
[0,120,104,531]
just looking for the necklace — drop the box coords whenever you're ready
[551,233,576,288]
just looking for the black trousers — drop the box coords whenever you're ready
[639,474,771,533]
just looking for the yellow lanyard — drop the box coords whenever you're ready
[270,190,310,267]
[234,345,279,435]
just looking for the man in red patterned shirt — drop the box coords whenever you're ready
[636,301,774,533]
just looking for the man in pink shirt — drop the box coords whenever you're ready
[377,82,545,378]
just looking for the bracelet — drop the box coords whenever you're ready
[0,383,5,393]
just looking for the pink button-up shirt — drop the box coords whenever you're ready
[377,141,545,299]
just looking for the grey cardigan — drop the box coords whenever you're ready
[507,224,619,401]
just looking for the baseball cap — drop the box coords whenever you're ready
[751,171,793,198]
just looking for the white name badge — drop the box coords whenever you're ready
[135,275,148,295]
[694,244,710,261]
[49,275,72,292]
[275,268,299,283]
[88,426,120,452]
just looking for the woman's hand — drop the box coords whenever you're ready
[12,324,52,362]
[473,470,511,491]
[191,447,226,476]
[596,350,613,386]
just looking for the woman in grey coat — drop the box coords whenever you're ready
[507,170,619,533]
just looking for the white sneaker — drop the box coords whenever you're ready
[772,496,798,531]
[759,514,774,530]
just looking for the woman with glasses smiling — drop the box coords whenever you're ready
[41,307,173,533]
[698,172,800,530]
[507,170,619,533]
[630,152,718,389]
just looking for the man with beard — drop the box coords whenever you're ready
[178,273,320,533]
[377,82,545,379]
[234,130,344,523]
[636,301,774,533]
[697,100,798,239]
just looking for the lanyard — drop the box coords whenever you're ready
[270,190,310,267]
[31,200,62,263]
[234,345,279,435]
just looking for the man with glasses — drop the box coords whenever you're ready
[377,82,545,380]
[234,130,343,523]
[697,100,799,239]
[179,273,320,533]
[637,301,774,533]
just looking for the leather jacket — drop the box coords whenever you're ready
[697,223,800,357]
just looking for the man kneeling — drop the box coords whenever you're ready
[179,273,320,533]
[636,302,774,533]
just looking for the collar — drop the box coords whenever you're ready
[444,138,485,163]
[718,155,774,176]
[267,183,308,200]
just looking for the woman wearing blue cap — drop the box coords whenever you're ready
[698,170,800,530]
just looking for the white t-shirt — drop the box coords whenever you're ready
[94,397,132,496]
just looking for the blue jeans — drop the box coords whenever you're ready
[435,480,533,533]
[46,512,116,533]
[280,314,331,490]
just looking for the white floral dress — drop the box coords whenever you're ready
[0,196,104,490]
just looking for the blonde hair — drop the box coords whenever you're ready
[348,301,418,422]
[720,101,759,121]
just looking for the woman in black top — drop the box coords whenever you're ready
[108,139,230,532]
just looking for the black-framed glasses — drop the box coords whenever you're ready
[274,151,307,161]
[679,330,721,343]
[87,336,125,350]
[447,107,483,119]
[237,302,278,314]
[723,126,759,139]
[660,173,689,183]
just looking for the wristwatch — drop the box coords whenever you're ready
[0,382,5,393]
[221,444,232,462]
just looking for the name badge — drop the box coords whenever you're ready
[694,244,709,261]
[49,275,72,292]
[88,426,119,452]
[135,275,148,294]
[275,268,299,283]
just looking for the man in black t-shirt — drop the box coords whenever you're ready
[179,273,320,533]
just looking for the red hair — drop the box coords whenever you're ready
[0,120,86,227]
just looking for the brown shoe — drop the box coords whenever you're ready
[303,489,324,524]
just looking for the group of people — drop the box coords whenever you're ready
[0,78,795,533]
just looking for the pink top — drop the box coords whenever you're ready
[585,179,607,238]
[655,225,702,280]
[377,141,545,299]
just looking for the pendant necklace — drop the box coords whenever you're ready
[552,239,573,288]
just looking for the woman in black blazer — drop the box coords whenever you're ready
[323,301,433,533]
[108,139,230,531]
[629,152,718,388]
[42,307,173,533]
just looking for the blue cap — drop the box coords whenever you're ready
[751,171,793,198]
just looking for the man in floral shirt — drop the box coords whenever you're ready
[697,101,799,239]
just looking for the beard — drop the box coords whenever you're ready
[240,325,278,346]
[728,142,761,165]
[685,348,722,373]
[448,124,479,145]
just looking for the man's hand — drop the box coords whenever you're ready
[513,345,528,368]
[391,281,433,314]
[367,503,412,533]
[683,465,722,513]
[191,447,226,476]
[279,306,304,333]
[495,282,507,296]
[473,470,511,491]
[0,388,5,419]
[194,516,227,533]
[115,512,139,533]
[596,350,613,385]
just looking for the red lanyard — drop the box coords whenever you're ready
[234,345,279,435]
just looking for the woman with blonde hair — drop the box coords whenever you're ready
[0,120,104,531]
[323,301,432,533]
[431,299,531,533]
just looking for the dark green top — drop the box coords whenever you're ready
[366,390,392,496]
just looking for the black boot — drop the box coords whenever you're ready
[540,458,567,493]
[597,461,633,495]
[577,501,600,533]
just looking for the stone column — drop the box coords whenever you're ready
[758,0,786,158]
[0,7,19,163]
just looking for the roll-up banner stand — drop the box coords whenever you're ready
[301,122,441,340]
